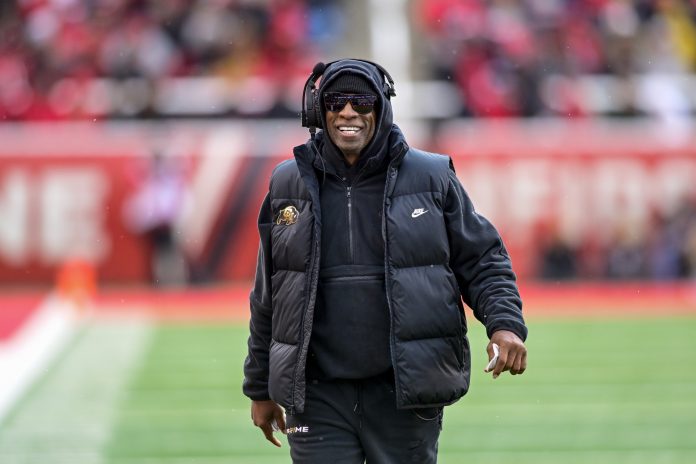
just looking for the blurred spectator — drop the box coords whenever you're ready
[123,149,189,286]
[605,219,649,280]
[535,221,578,280]
[539,235,578,281]
[647,207,686,279]
[675,197,696,278]
[575,234,610,280]
[684,226,696,278]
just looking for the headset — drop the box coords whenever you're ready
[301,59,397,132]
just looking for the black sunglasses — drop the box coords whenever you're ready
[323,92,377,114]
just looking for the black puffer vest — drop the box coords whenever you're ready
[266,141,469,414]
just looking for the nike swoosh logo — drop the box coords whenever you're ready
[411,210,428,218]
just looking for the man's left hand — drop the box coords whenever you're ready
[486,330,527,379]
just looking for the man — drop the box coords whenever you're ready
[243,59,528,463]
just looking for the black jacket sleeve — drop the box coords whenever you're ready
[242,192,274,401]
[444,169,528,341]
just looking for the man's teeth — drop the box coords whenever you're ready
[339,126,360,133]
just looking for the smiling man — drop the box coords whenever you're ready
[244,59,528,463]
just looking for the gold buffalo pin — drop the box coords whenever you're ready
[276,205,299,225]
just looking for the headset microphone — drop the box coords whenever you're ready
[312,62,327,76]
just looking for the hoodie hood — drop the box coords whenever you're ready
[316,60,395,172]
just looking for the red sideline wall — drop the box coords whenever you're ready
[1,120,695,285]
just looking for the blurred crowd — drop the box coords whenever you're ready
[414,0,696,118]
[537,196,696,281]
[0,0,341,120]
[2,0,696,120]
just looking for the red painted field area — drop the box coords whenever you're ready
[520,282,696,317]
[90,282,696,321]
[0,294,44,341]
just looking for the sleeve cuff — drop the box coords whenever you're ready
[485,318,528,342]
[242,382,271,402]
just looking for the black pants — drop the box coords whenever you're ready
[286,371,442,463]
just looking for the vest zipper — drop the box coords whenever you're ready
[382,144,408,408]
[290,144,323,415]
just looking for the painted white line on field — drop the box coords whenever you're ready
[0,314,153,464]
[0,295,77,424]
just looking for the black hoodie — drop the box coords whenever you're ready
[306,60,400,379]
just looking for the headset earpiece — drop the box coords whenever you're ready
[384,82,396,98]
[301,64,324,129]
[302,84,322,129]
[308,62,328,128]
[310,86,322,128]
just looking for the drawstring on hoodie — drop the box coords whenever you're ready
[310,128,327,188]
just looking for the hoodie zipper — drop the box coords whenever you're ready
[346,185,353,262]
[344,170,363,264]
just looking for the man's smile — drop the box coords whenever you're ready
[337,126,363,136]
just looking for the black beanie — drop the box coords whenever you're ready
[323,72,376,95]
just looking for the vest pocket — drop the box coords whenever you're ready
[268,339,298,409]
[270,270,305,342]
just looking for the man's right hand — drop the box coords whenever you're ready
[251,400,286,447]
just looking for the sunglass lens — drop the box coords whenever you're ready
[324,93,376,114]
[324,93,346,112]
[350,95,376,114]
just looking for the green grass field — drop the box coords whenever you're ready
[1,316,695,463]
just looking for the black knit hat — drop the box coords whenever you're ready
[323,72,376,95]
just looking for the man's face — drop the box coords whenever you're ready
[325,98,376,162]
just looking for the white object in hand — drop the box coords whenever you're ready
[485,343,500,372]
